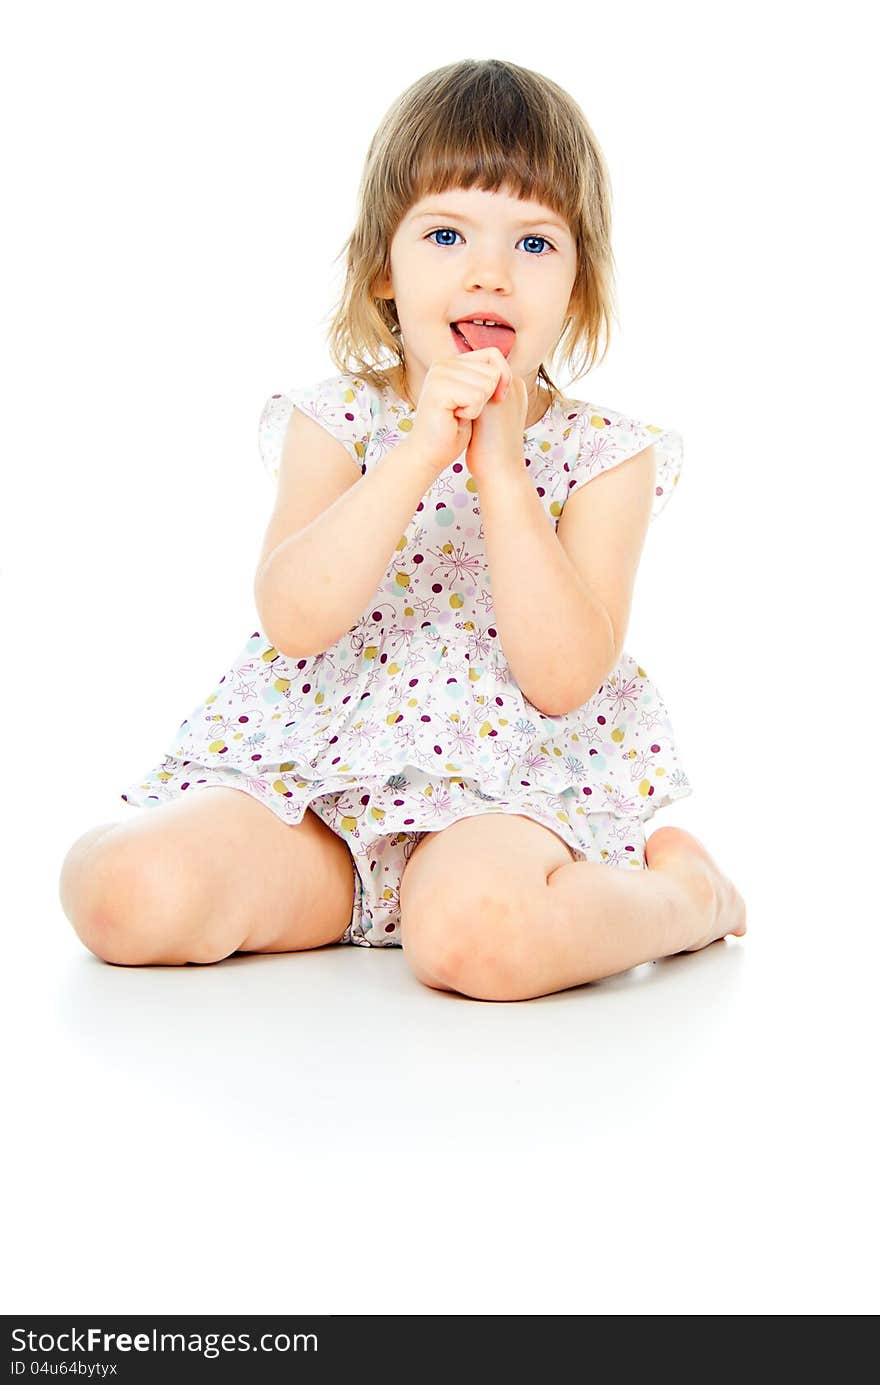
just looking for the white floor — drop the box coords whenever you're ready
[5,796,877,1316]
[6,0,879,1320]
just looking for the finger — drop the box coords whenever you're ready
[452,389,491,419]
[443,362,507,413]
[481,350,512,394]
[468,346,513,380]
[489,363,514,403]
[448,373,498,407]
[458,358,508,398]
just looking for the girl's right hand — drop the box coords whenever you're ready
[405,348,513,476]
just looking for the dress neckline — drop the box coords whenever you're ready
[379,377,559,436]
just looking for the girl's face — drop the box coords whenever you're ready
[375,183,578,410]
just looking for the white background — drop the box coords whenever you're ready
[2,0,877,1315]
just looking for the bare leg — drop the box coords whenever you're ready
[59,790,356,966]
[538,825,747,993]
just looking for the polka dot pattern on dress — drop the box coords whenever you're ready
[120,371,692,946]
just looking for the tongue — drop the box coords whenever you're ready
[456,321,516,356]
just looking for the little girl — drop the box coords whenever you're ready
[59,57,746,1001]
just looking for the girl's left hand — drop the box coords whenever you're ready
[460,355,530,486]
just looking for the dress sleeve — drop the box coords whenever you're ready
[257,373,373,486]
[565,404,684,522]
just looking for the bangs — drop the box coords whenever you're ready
[400,70,587,232]
[325,59,618,396]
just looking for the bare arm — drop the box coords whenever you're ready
[255,430,439,659]
[478,463,618,718]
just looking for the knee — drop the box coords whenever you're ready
[401,878,533,1001]
[58,826,216,966]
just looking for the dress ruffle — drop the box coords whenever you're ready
[257,374,374,481]
[566,407,684,523]
[121,371,694,945]
[121,629,692,827]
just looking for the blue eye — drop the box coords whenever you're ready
[425,228,555,255]
[520,235,554,255]
[427,228,462,248]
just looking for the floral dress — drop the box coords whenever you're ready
[120,371,693,947]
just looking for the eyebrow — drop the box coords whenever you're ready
[410,209,570,234]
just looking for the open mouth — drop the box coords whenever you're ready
[450,320,516,358]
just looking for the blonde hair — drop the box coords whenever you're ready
[322,58,619,403]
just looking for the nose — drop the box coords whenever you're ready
[464,255,512,294]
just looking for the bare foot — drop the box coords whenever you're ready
[644,825,747,953]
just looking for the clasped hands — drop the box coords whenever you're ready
[456,349,530,486]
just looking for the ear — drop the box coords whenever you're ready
[373,269,393,299]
